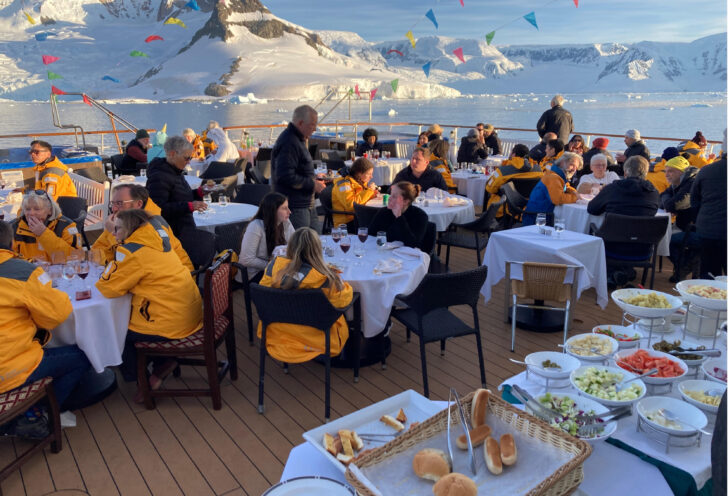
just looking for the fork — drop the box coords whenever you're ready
[358,431,405,442]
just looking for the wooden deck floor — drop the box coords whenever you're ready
[1,247,678,496]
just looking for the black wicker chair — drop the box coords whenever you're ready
[56,196,91,249]
[500,182,553,228]
[233,183,271,206]
[319,184,352,234]
[353,202,381,229]
[200,161,237,180]
[436,197,503,268]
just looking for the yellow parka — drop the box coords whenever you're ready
[484,157,543,217]
[201,130,218,156]
[192,135,206,160]
[257,256,352,363]
[539,150,564,172]
[646,159,670,194]
[430,156,457,191]
[680,141,710,168]
[331,176,377,226]
[12,215,82,261]
[34,156,78,201]
[95,222,202,339]
[92,200,191,270]
[0,249,72,393]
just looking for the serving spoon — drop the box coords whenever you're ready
[657,408,711,436]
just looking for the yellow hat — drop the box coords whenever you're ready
[665,156,689,172]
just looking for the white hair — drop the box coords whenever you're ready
[551,95,564,107]
[182,128,195,137]
[556,151,583,171]
[590,154,608,166]
[22,191,62,221]
[292,105,317,124]
[208,121,220,130]
[164,135,194,154]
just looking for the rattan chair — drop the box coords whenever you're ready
[134,251,237,410]
[0,377,62,482]
[390,265,488,398]
[250,284,361,421]
[506,261,581,352]
[56,196,91,249]
[436,197,503,268]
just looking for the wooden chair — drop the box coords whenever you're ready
[0,377,62,482]
[134,251,237,410]
[68,171,110,232]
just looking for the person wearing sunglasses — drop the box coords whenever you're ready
[11,189,82,260]
[146,136,209,238]
[29,140,77,201]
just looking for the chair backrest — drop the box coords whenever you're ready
[202,250,233,342]
[69,172,105,212]
[511,262,571,302]
[470,197,504,233]
[353,202,381,228]
[233,183,271,206]
[500,182,528,214]
[201,161,237,180]
[180,229,217,271]
[510,177,541,198]
[594,213,669,246]
[56,196,88,220]
[250,284,344,333]
[401,265,488,313]
[420,221,437,255]
[214,221,247,253]
[75,167,109,184]
[110,154,124,176]
[324,159,346,171]
[319,183,334,211]
[244,161,266,184]
[256,147,272,162]
[233,157,247,174]
[308,143,319,160]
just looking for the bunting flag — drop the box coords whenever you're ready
[161,123,168,133]
[405,30,416,49]
[145,35,164,42]
[35,32,49,41]
[391,79,399,92]
[425,9,438,29]
[130,50,149,57]
[24,11,36,24]
[452,47,464,63]
[387,49,404,57]
[102,75,120,83]
[83,94,92,106]
[51,85,67,95]
[523,12,538,29]
[369,88,377,101]
[459,0,464,6]
[47,71,62,80]
[348,88,354,95]
[422,61,432,77]
[354,84,361,99]
[42,55,59,65]
[164,17,187,28]
[185,0,200,10]
[573,0,578,6]
[485,31,495,45]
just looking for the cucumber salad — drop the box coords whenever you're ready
[537,393,604,438]
[573,367,643,401]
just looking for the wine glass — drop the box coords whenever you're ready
[331,227,342,244]
[62,262,77,291]
[357,227,368,244]
[77,259,91,290]
[554,218,565,238]
[536,213,547,232]
[340,235,351,258]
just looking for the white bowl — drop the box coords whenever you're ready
[676,279,727,311]
[637,396,708,436]
[678,380,726,415]
[592,325,643,349]
[570,365,647,407]
[527,392,618,443]
[611,289,683,319]
[635,317,671,333]
[702,358,728,384]
[613,348,688,385]
[565,333,619,362]
[524,351,581,379]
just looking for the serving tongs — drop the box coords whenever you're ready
[510,384,561,422]
[668,348,722,358]
[447,388,476,475]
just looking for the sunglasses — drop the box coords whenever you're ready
[29,148,49,155]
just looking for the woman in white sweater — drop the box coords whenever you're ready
[239,192,295,281]
[203,127,240,167]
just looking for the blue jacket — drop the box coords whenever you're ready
[522,166,578,226]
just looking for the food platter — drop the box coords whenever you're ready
[611,289,683,319]
[564,333,619,362]
[591,324,643,349]
[702,358,728,384]
[613,348,688,385]
[676,279,727,311]
[524,351,581,379]
[526,392,618,443]
[570,365,647,407]
[678,380,726,415]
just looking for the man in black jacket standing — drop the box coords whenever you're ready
[536,95,573,144]
[271,105,325,230]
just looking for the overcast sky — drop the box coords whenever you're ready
[263,0,727,45]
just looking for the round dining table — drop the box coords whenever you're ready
[114,174,202,190]
[366,195,476,232]
[451,170,488,207]
[193,202,258,232]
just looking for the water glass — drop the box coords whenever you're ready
[203,193,212,204]
[554,218,565,237]
[536,213,547,231]
[376,231,387,247]
[62,262,77,290]
[218,195,229,207]
[338,224,348,237]
[139,169,146,177]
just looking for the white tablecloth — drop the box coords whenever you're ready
[193,203,258,232]
[554,203,672,257]
[451,171,488,207]
[114,175,202,190]
[345,159,409,186]
[481,225,609,308]
[324,236,429,337]
[49,279,132,373]
[367,196,476,232]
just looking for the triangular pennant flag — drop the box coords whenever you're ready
[47,71,62,80]
[573,0,578,6]
[422,61,432,78]
[370,88,377,101]
[459,0,464,6]
[102,75,120,83]
[24,11,36,25]
[51,85,67,95]
[523,12,538,29]
[425,9,438,29]
[391,79,399,92]
[485,31,495,45]
[405,30,416,49]
[42,55,59,65]
[145,35,164,42]
[161,123,168,133]
[354,84,361,99]
[82,94,92,106]
[35,32,49,41]
[185,0,200,10]
[164,17,187,28]
[453,47,464,63]
[348,88,354,95]
[130,50,149,57]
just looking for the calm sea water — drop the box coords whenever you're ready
[0,92,725,152]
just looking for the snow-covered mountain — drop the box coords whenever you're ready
[0,0,724,102]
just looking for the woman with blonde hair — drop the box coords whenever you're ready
[258,227,353,363]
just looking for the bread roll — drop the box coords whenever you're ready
[484,436,502,475]
[432,472,477,496]
[500,433,517,466]
[380,414,405,431]
[412,448,451,482]
[456,423,491,450]
[470,389,490,428]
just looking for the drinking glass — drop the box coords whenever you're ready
[338,224,348,237]
[357,227,368,244]
[62,262,77,290]
[218,195,228,207]
[77,259,91,289]
[48,264,62,288]
[340,235,351,257]
[139,169,146,177]
[51,251,66,266]
[376,231,387,248]
[591,185,601,196]
[203,193,212,204]
[554,218,565,237]
[331,227,342,244]
[350,151,356,161]
[536,213,547,232]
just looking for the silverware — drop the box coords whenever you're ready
[448,388,476,475]
[509,358,561,371]
[669,349,722,358]
[657,408,712,436]
[558,343,609,357]
[511,384,560,422]
[611,368,658,392]
[577,409,632,438]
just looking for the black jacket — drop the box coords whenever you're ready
[691,157,727,240]
[145,158,201,238]
[368,205,429,250]
[660,166,698,231]
[121,139,147,172]
[457,135,487,164]
[271,123,316,209]
[485,132,502,156]
[355,141,383,157]
[529,142,547,163]
[622,140,651,163]
[536,105,573,144]
[392,165,447,192]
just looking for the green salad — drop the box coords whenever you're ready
[537,393,604,438]
[573,367,643,401]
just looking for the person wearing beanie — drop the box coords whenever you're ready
[355,127,384,157]
[661,156,700,280]
[645,147,677,194]
[678,131,715,168]
[121,127,152,174]
[616,129,650,166]
[580,136,616,178]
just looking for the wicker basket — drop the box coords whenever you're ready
[345,390,592,496]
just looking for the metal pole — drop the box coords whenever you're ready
[369,96,372,121]
[348,93,351,121]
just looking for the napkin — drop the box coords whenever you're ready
[374,258,402,274]
[393,246,422,259]
[117,175,136,182]
[272,245,287,257]
[443,196,468,207]
[424,187,448,199]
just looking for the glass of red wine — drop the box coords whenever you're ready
[357,227,368,244]
[339,235,351,257]
[331,227,341,244]
[77,259,90,290]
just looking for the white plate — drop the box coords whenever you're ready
[528,392,618,443]
[678,380,726,415]
[570,365,646,407]
[611,289,683,319]
[565,333,618,362]
[676,279,727,311]
[613,349,688,385]
[302,389,442,473]
[591,324,643,349]
[263,477,356,495]
[524,351,581,379]
[380,241,404,250]
[637,396,708,436]
[702,358,728,384]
